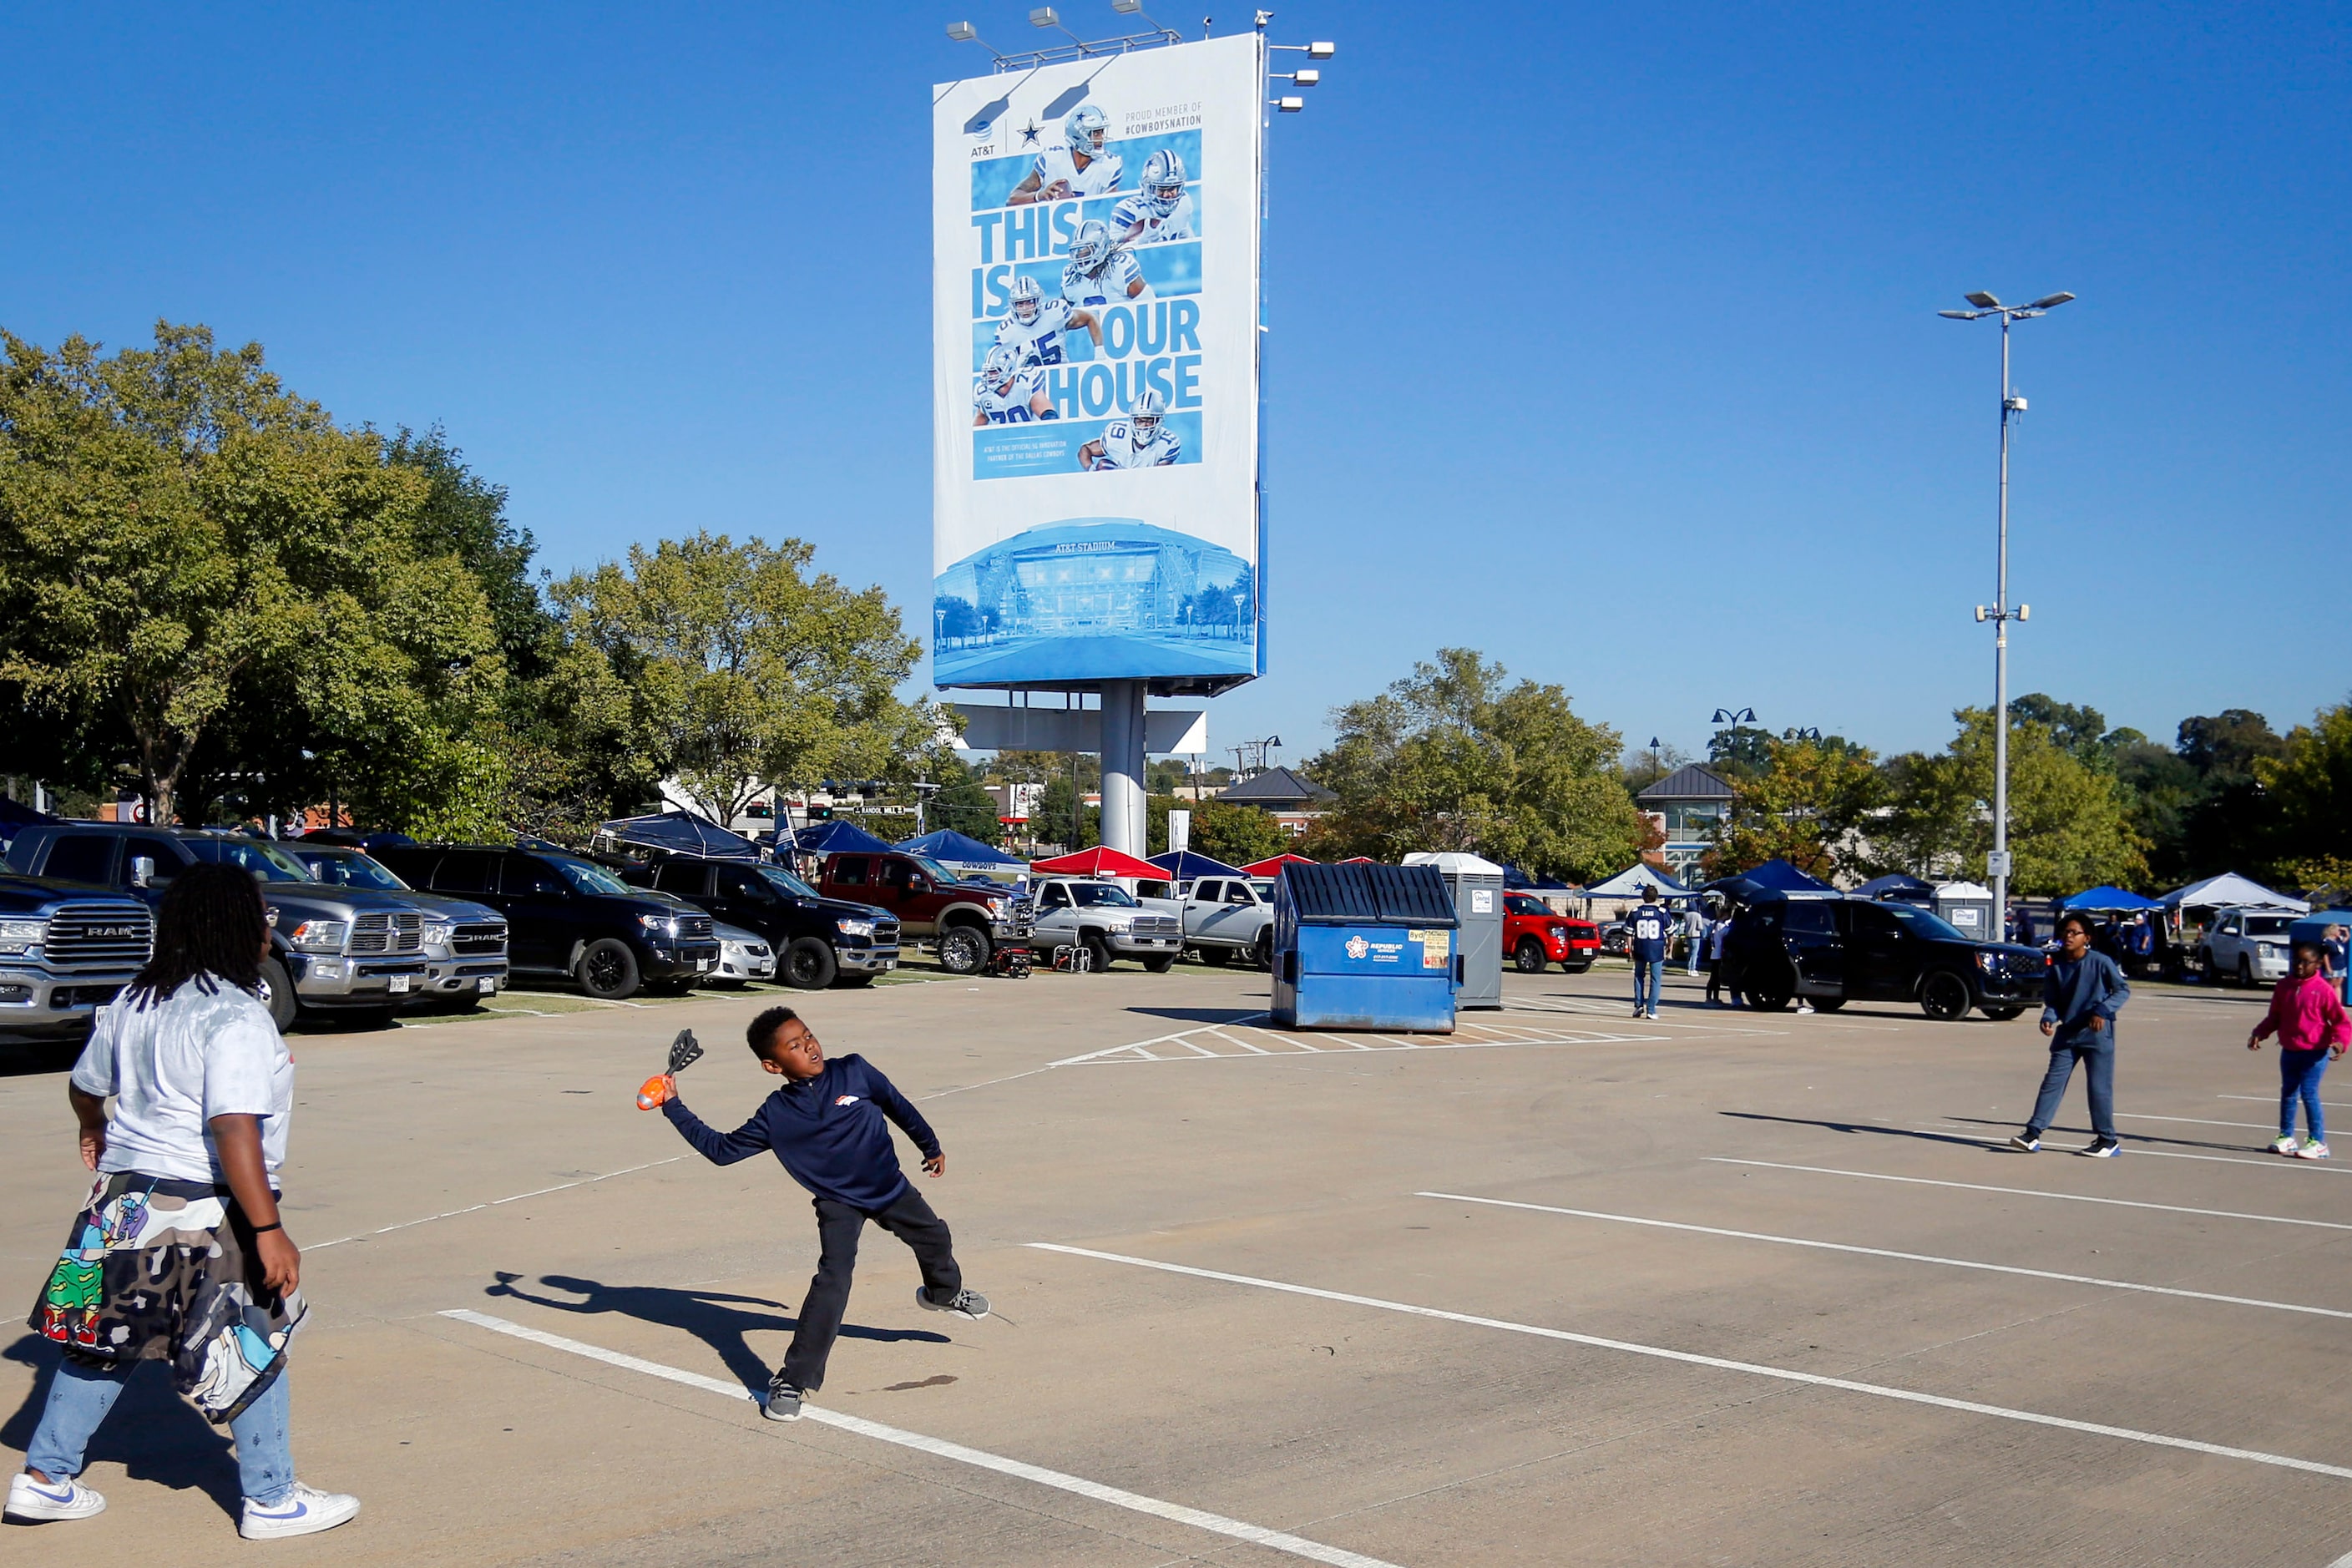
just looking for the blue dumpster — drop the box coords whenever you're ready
[1271,862,1461,1032]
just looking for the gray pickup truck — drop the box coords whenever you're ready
[5,824,448,1029]
[1175,875,1277,968]
[0,874,154,1042]
[286,842,511,1008]
[1029,878,1184,971]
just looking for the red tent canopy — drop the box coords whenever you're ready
[1029,847,1163,879]
[1242,852,1319,876]
[1338,856,1376,864]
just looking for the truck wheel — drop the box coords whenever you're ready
[577,938,641,1000]
[1142,954,1176,974]
[1514,938,1548,974]
[781,938,837,991]
[938,924,991,976]
[1083,933,1115,972]
[1562,959,1594,974]
[1252,930,1273,970]
[1920,969,1972,1021]
[1744,969,1794,1011]
[1980,1005,2023,1021]
[259,955,299,1033]
[2238,956,2253,988]
[1196,945,1231,966]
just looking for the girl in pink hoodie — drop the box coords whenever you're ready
[2249,943,2352,1159]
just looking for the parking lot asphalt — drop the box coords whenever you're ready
[5,961,2350,1565]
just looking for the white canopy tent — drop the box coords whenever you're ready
[1580,865,1695,901]
[2161,873,2308,913]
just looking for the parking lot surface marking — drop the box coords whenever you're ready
[442,1309,1407,1568]
[1418,1191,2352,1320]
[1711,1159,2352,1231]
[311,1156,687,1249]
[1921,1125,2352,1177]
[1051,1018,1663,1068]
[1026,1244,2352,1482]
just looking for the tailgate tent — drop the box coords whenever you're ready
[2061,886,2163,912]
[792,820,898,857]
[1031,847,1163,879]
[1242,852,1318,877]
[2161,873,2309,913]
[599,811,761,860]
[1150,850,1246,881]
[1854,873,1934,903]
[897,828,1027,882]
[1735,859,1835,893]
[1581,865,1695,900]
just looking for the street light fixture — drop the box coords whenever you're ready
[1711,707,1756,726]
[1941,287,2074,916]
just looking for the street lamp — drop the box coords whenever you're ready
[1710,707,1756,726]
[1940,289,2074,916]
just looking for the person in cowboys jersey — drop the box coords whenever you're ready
[1110,149,1194,245]
[1628,887,1674,1019]
[1006,104,1123,205]
[1060,219,1146,308]
[972,345,1055,426]
[1078,389,1181,469]
[994,276,1102,369]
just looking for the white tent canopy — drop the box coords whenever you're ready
[1403,852,1507,877]
[2160,872,2308,913]
[1581,864,1694,899]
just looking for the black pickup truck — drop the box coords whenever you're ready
[1728,890,2045,1020]
[620,856,899,989]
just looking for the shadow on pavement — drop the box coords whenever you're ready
[1941,1113,2260,1155]
[1123,1005,1271,1025]
[483,1273,948,1390]
[0,1334,242,1517]
[1717,1110,1993,1151]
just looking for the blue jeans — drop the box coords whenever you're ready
[1632,955,1665,1014]
[23,1356,294,1505]
[2029,1035,2117,1141]
[2281,1050,2329,1141]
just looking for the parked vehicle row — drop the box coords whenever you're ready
[1728,889,2045,1020]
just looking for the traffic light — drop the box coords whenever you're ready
[807,804,834,822]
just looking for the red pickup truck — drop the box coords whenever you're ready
[1505,893,1601,974]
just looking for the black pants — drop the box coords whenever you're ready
[781,1186,961,1392]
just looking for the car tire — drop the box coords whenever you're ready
[1562,959,1593,974]
[782,938,838,991]
[1196,945,1231,967]
[577,938,642,1000]
[2238,956,2254,988]
[1514,938,1549,974]
[1812,996,1846,1013]
[1980,1005,2024,1021]
[1920,969,1973,1021]
[1252,930,1274,970]
[1083,933,1115,973]
[938,924,991,976]
[258,955,299,1033]
[1142,954,1176,974]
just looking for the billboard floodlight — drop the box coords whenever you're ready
[1938,309,1979,320]
[1273,95,1304,111]
[1308,40,1335,58]
[1029,6,1058,24]
[2026,291,2076,310]
[947,20,976,39]
[1290,68,1320,85]
[1964,291,2001,309]
[1111,0,1141,8]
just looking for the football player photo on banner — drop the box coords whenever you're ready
[933,33,1263,688]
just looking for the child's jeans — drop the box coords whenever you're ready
[25,1355,294,1505]
[2281,1050,2329,1142]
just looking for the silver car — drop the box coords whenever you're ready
[290,844,511,1008]
[711,922,777,986]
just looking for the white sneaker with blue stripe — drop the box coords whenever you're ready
[6,1471,106,1521]
[239,1480,360,1540]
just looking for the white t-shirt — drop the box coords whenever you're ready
[72,978,294,1184]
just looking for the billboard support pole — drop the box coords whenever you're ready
[1100,680,1149,856]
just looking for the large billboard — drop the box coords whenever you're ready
[933,33,1263,690]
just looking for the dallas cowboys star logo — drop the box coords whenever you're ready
[1018,119,1043,146]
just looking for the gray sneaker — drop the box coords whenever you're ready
[918,1286,990,1322]
[763,1373,803,1421]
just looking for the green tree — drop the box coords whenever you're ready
[1035,774,1097,850]
[2254,701,2352,889]
[1874,708,2147,893]
[923,754,1004,847]
[1702,733,1884,881]
[1191,797,1291,865]
[554,532,929,827]
[1298,648,1644,880]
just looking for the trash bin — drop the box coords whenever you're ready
[1404,852,1505,1009]
[1272,862,1461,1032]
[1932,881,1996,940]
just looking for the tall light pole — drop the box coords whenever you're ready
[1940,289,2074,917]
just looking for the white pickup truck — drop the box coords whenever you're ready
[1030,878,1185,971]
[1178,876,1277,969]
[2198,907,2298,986]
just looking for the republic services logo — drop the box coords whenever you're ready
[1344,935,1369,959]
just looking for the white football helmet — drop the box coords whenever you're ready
[1130,387,1166,438]
[982,344,1021,392]
[1068,218,1111,271]
[1063,104,1108,160]
[1141,149,1186,215]
[1009,275,1043,325]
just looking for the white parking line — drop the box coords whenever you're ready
[1026,1245,2352,1482]
[1709,1159,2352,1232]
[441,1309,1404,1568]
[1417,1191,2352,1320]
[2223,1095,2352,1110]
[311,1157,686,1249]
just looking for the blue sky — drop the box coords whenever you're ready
[7,3,2345,768]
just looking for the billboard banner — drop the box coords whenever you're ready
[933,34,1263,689]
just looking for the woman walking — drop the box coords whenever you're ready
[6,863,358,1538]
[2248,942,2351,1159]
[2009,911,2131,1157]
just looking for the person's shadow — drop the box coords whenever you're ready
[483,1274,948,1390]
[1,1334,242,1517]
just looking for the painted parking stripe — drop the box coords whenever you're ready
[1416,1191,2352,1320]
[1026,1246,2352,1482]
[440,1310,1404,1568]
[1709,1159,2352,1232]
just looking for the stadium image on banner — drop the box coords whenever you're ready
[933,33,1263,690]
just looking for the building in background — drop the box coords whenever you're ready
[1635,764,1735,884]
[1217,766,1336,837]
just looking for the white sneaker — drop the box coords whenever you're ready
[240,1481,360,1540]
[2299,1140,2332,1161]
[5,1471,105,1522]
[2270,1135,2300,1156]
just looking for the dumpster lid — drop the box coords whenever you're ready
[1281,862,1459,928]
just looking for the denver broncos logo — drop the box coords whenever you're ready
[834,1095,862,1106]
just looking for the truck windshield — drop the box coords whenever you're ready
[756,864,822,900]
[192,837,315,883]
[299,850,410,891]
[2246,915,2294,937]
[1065,883,1138,908]
[552,857,634,896]
[910,857,957,885]
[1884,904,1970,943]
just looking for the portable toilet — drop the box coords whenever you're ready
[1933,880,1997,940]
[1272,862,1461,1032]
[1404,851,1505,1009]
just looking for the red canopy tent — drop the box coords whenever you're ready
[1241,852,1319,877]
[1338,856,1376,864]
[1028,847,1163,879]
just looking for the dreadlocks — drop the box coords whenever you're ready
[125,862,269,1009]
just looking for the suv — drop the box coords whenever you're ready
[374,844,720,1000]
[814,851,1030,977]
[1729,891,2045,1021]
[1030,878,1185,971]
[288,842,510,1008]
[0,875,154,1041]
[2198,908,2297,987]
[1504,894,1601,974]
[621,856,899,990]
[1178,876,1277,968]
[5,824,441,1029]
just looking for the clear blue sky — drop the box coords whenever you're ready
[8,3,2345,767]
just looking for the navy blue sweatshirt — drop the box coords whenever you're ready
[2041,951,2129,1047]
[661,1054,940,1210]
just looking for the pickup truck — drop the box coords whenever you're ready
[288,842,510,1008]
[1504,893,1601,974]
[814,851,1029,977]
[0,875,154,1042]
[622,855,899,989]
[1176,875,1277,968]
[2198,907,2298,987]
[1029,878,1184,971]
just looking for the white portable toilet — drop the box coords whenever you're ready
[1404,852,1505,1009]
[1933,880,1997,939]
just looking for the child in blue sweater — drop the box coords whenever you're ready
[643,1006,989,1420]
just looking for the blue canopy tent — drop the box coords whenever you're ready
[1740,859,1836,893]
[897,828,1025,867]
[595,812,761,861]
[2061,885,2162,912]
[1853,873,1934,903]
[1150,849,1246,881]
[790,820,897,857]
